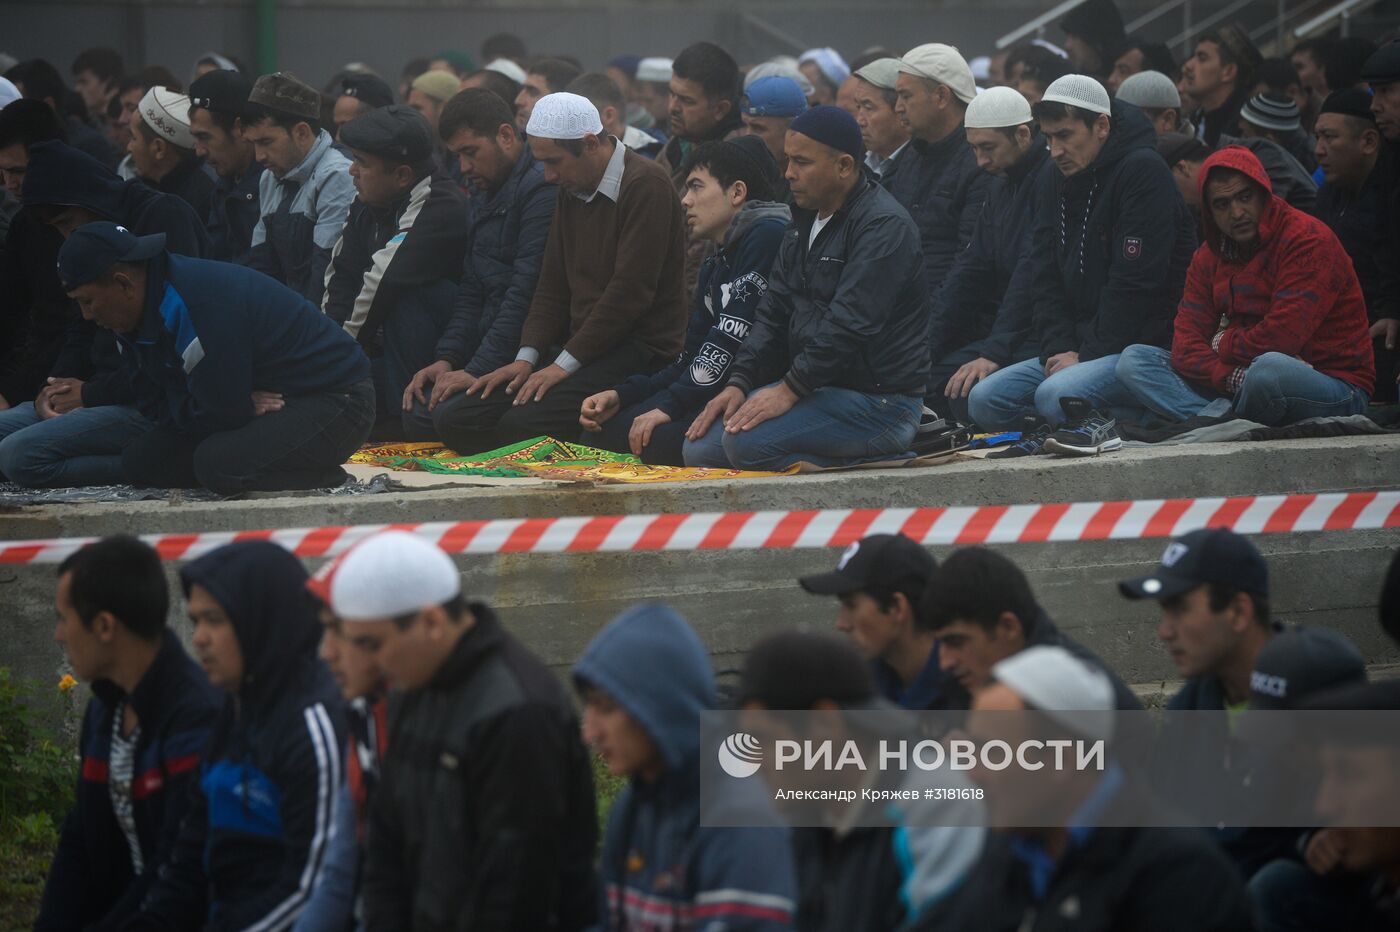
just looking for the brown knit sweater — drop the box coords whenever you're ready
[519,146,687,366]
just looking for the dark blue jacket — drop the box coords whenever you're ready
[615,200,789,418]
[131,542,348,932]
[21,140,211,409]
[882,126,994,301]
[434,144,556,375]
[933,138,1054,366]
[37,631,220,932]
[573,604,796,931]
[730,172,931,398]
[206,164,265,264]
[1029,101,1196,363]
[116,252,370,436]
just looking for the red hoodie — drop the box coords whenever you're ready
[1173,146,1375,395]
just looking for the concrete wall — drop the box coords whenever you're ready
[3,436,1397,729]
[2,0,1226,92]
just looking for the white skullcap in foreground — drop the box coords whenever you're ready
[1042,73,1112,116]
[1116,71,1181,109]
[965,86,1033,128]
[991,645,1115,741]
[526,92,604,139]
[325,530,462,622]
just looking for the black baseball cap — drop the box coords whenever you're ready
[57,222,165,291]
[339,105,435,163]
[341,73,396,110]
[1119,528,1269,601]
[799,533,937,596]
[1248,627,1366,711]
[188,69,255,118]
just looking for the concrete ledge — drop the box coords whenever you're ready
[3,436,1398,725]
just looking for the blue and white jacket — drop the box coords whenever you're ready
[130,542,349,932]
[116,252,370,436]
[247,130,355,305]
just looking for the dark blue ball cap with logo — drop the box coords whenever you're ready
[57,222,166,291]
[1118,527,1269,601]
[799,533,938,596]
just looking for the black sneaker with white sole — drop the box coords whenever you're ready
[1044,397,1122,456]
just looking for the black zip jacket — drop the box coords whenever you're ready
[363,604,598,931]
[728,172,931,398]
[1028,102,1196,364]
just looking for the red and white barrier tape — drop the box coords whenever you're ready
[2,491,1397,565]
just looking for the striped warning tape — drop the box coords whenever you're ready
[2,490,1396,565]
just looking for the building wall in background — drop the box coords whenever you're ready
[5,0,1158,91]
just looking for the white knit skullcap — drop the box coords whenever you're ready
[485,58,527,84]
[746,61,816,99]
[0,77,19,108]
[1115,71,1181,110]
[636,57,673,83]
[992,646,1115,742]
[138,87,196,149]
[324,530,462,622]
[1041,74,1112,116]
[526,92,604,140]
[965,86,1033,128]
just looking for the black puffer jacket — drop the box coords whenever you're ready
[363,604,598,931]
[434,144,557,376]
[1029,101,1196,363]
[728,172,931,398]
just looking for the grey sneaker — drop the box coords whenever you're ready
[1044,397,1122,456]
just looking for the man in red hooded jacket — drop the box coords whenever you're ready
[1115,145,1374,426]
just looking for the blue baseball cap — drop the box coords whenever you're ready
[57,222,166,291]
[741,75,808,118]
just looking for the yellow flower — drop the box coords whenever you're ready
[58,674,77,693]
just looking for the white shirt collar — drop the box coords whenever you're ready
[577,137,627,204]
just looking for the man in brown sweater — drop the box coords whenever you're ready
[432,92,687,454]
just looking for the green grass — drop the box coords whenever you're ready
[592,752,627,835]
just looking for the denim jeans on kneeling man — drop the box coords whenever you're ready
[682,382,921,471]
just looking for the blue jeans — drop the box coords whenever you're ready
[1115,344,1221,422]
[0,403,153,487]
[966,354,1147,429]
[1116,345,1369,426]
[682,384,921,470]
